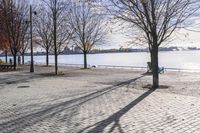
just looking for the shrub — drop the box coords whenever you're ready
[0,59,5,64]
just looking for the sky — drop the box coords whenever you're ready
[30,0,200,50]
[102,26,200,50]
[99,0,200,49]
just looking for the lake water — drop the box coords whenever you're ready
[2,51,200,71]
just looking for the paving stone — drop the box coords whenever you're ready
[0,67,200,132]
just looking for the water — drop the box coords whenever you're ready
[1,51,200,71]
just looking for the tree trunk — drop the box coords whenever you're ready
[55,53,58,74]
[151,46,159,89]
[13,54,17,70]
[46,49,49,66]
[5,50,7,64]
[22,53,25,65]
[18,55,21,65]
[83,51,87,69]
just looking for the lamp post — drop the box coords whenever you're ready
[29,5,37,73]
[30,5,34,72]
[53,0,58,75]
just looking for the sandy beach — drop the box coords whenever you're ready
[0,65,200,132]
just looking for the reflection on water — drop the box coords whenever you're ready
[1,51,200,72]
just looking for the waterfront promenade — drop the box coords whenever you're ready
[0,66,200,133]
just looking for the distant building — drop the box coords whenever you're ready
[74,46,82,53]
[63,46,70,54]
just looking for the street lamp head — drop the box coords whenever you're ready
[25,20,29,24]
[33,11,37,15]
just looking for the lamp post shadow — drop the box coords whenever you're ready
[0,74,149,133]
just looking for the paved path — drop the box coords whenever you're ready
[0,68,200,133]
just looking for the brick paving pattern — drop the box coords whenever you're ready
[0,67,200,133]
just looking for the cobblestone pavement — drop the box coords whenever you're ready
[0,67,200,133]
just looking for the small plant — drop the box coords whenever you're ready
[0,59,5,64]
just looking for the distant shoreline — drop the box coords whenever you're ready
[1,49,200,57]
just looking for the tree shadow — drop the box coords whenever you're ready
[0,75,145,133]
[0,73,43,85]
[0,71,81,85]
[78,88,156,133]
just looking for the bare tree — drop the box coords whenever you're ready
[19,33,29,65]
[42,0,72,74]
[106,0,199,88]
[0,8,10,63]
[18,16,30,65]
[0,34,10,63]
[69,1,107,69]
[0,0,29,69]
[34,5,53,66]
[55,17,73,55]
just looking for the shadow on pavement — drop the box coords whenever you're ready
[0,75,146,133]
[78,88,156,133]
[0,73,43,85]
